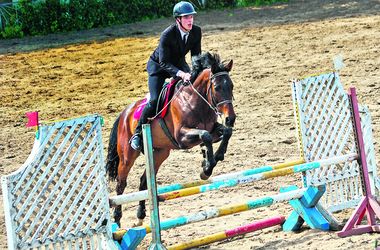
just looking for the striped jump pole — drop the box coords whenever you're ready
[156,153,356,202]
[168,216,285,250]
[114,187,308,240]
[110,153,357,208]
[109,158,304,206]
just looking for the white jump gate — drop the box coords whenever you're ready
[292,72,379,212]
[1,115,116,249]
[2,72,379,249]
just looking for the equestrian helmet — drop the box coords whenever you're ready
[173,1,197,18]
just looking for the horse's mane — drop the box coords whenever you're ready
[190,52,226,82]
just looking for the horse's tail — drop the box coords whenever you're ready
[105,115,120,181]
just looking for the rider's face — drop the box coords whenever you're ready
[179,15,193,31]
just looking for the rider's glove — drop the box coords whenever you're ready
[177,70,191,84]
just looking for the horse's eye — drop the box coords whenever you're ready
[214,84,221,91]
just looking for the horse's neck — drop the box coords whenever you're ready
[171,69,212,116]
[191,69,212,100]
[171,69,216,123]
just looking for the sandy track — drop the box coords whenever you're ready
[1,1,380,249]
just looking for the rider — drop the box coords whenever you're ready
[130,1,202,151]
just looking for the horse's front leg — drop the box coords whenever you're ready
[178,128,216,180]
[212,122,233,163]
[199,130,217,180]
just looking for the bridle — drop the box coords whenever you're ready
[208,71,234,107]
[150,70,233,120]
[189,70,233,116]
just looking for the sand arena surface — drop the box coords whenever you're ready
[1,0,380,249]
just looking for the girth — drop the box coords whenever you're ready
[158,118,180,149]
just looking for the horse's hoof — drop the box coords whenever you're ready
[115,221,121,228]
[215,154,224,162]
[137,206,146,219]
[158,195,165,202]
[133,219,144,227]
[200,171,210,180]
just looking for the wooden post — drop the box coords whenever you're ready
[142,124,167,250]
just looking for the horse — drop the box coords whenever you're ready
[106,52,236,226]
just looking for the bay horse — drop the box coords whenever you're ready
[106,52,236,226]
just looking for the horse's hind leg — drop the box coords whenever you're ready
[136,172,147,226]
[114,150,139,227]
[135,148,170,226]
[114,176,127,227]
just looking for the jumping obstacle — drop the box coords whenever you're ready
[2,115,117,249]
[337,87,380,236]
[110,158,305,206]
[122,185,327,232]
[112,126,352,249]
[114,73,380,249]
[292,72,380,211]
[113,124,341,249]
[110,155,353,206]
[112,153,354,241]
[2,72,379,249]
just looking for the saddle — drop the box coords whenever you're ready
[133,78,181,120]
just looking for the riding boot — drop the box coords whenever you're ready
[130,104,154,151]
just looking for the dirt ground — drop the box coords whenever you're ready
[1,0,380,249]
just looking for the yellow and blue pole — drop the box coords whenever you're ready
[158,153,356,201]
[138,187,307,234]
[109,158,305,206]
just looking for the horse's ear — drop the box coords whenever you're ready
[225,60,233,72]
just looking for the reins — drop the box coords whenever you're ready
[149,84,184,120]
[151,70,233,120]
[189,70,233,117]
[150,70,233,149]
[189,81,220,116]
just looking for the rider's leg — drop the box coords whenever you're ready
[134,103,155,134]
[130,74,165,151]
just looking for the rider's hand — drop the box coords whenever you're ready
[177,71,191,84]
[182,73,191,82]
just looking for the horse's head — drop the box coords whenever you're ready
[190,52,236,127]
[208,56,236,127]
